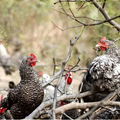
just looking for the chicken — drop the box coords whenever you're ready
[58,72,81,120]
[40,73,56,101]
[80,37,120,102]
[0,53,44,119]
[0,41,22,75]
[58,72,73,95]
[40,72,73,102]
[39,72,77,119]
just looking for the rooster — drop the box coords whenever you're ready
[0,53,44,119]
[0,41,22,75]
[81,37,120,102]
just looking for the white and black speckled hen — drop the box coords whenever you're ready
[81,37,120,101]
[0,53,44,119]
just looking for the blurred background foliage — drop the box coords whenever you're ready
[0,0,119,73]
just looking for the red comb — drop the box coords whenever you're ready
[28,53,37,66]
[65,72,73,85]
[0,95,7,114]
[30,53,37,59]
[98,37,109,51]
[0,108,7,114]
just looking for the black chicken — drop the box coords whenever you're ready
[0,53,44,119]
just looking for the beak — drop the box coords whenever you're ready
[95,44,100,48]
[95,44,101,52]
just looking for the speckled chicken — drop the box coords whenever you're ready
[0,53,44,119]
[81,37,120,102]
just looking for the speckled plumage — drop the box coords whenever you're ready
[61,100,81,120]
[81,40,120,102]
[94,106,120,119]
[1,56,44,119]
[62,108,81,120]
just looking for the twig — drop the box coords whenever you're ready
[67,0,76,18]
[54,0,91,4]
[62,112,74,120]
[54,101,120,115]
[54,0,78,4]
[51,21,64,31]
[53,58,56,75]
[78,1,86,11]
[52,85,57,120]
[69,57,81,71]
[102,0,107,9]
[69,67,88,72]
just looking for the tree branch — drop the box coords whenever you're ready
[91,0,120,31]
[55,0,120,31]
[55,101,120,115]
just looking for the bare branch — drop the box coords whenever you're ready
[54,6,120,29]
[54,0,77,4]
[54,0,120,31]
[53,58,56,75]
[55,101,120,115]
[78,1,86,11]
[43,28,84,87]
[62,112,74,120]
[91,0,120,31]
[52,86,57,120]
